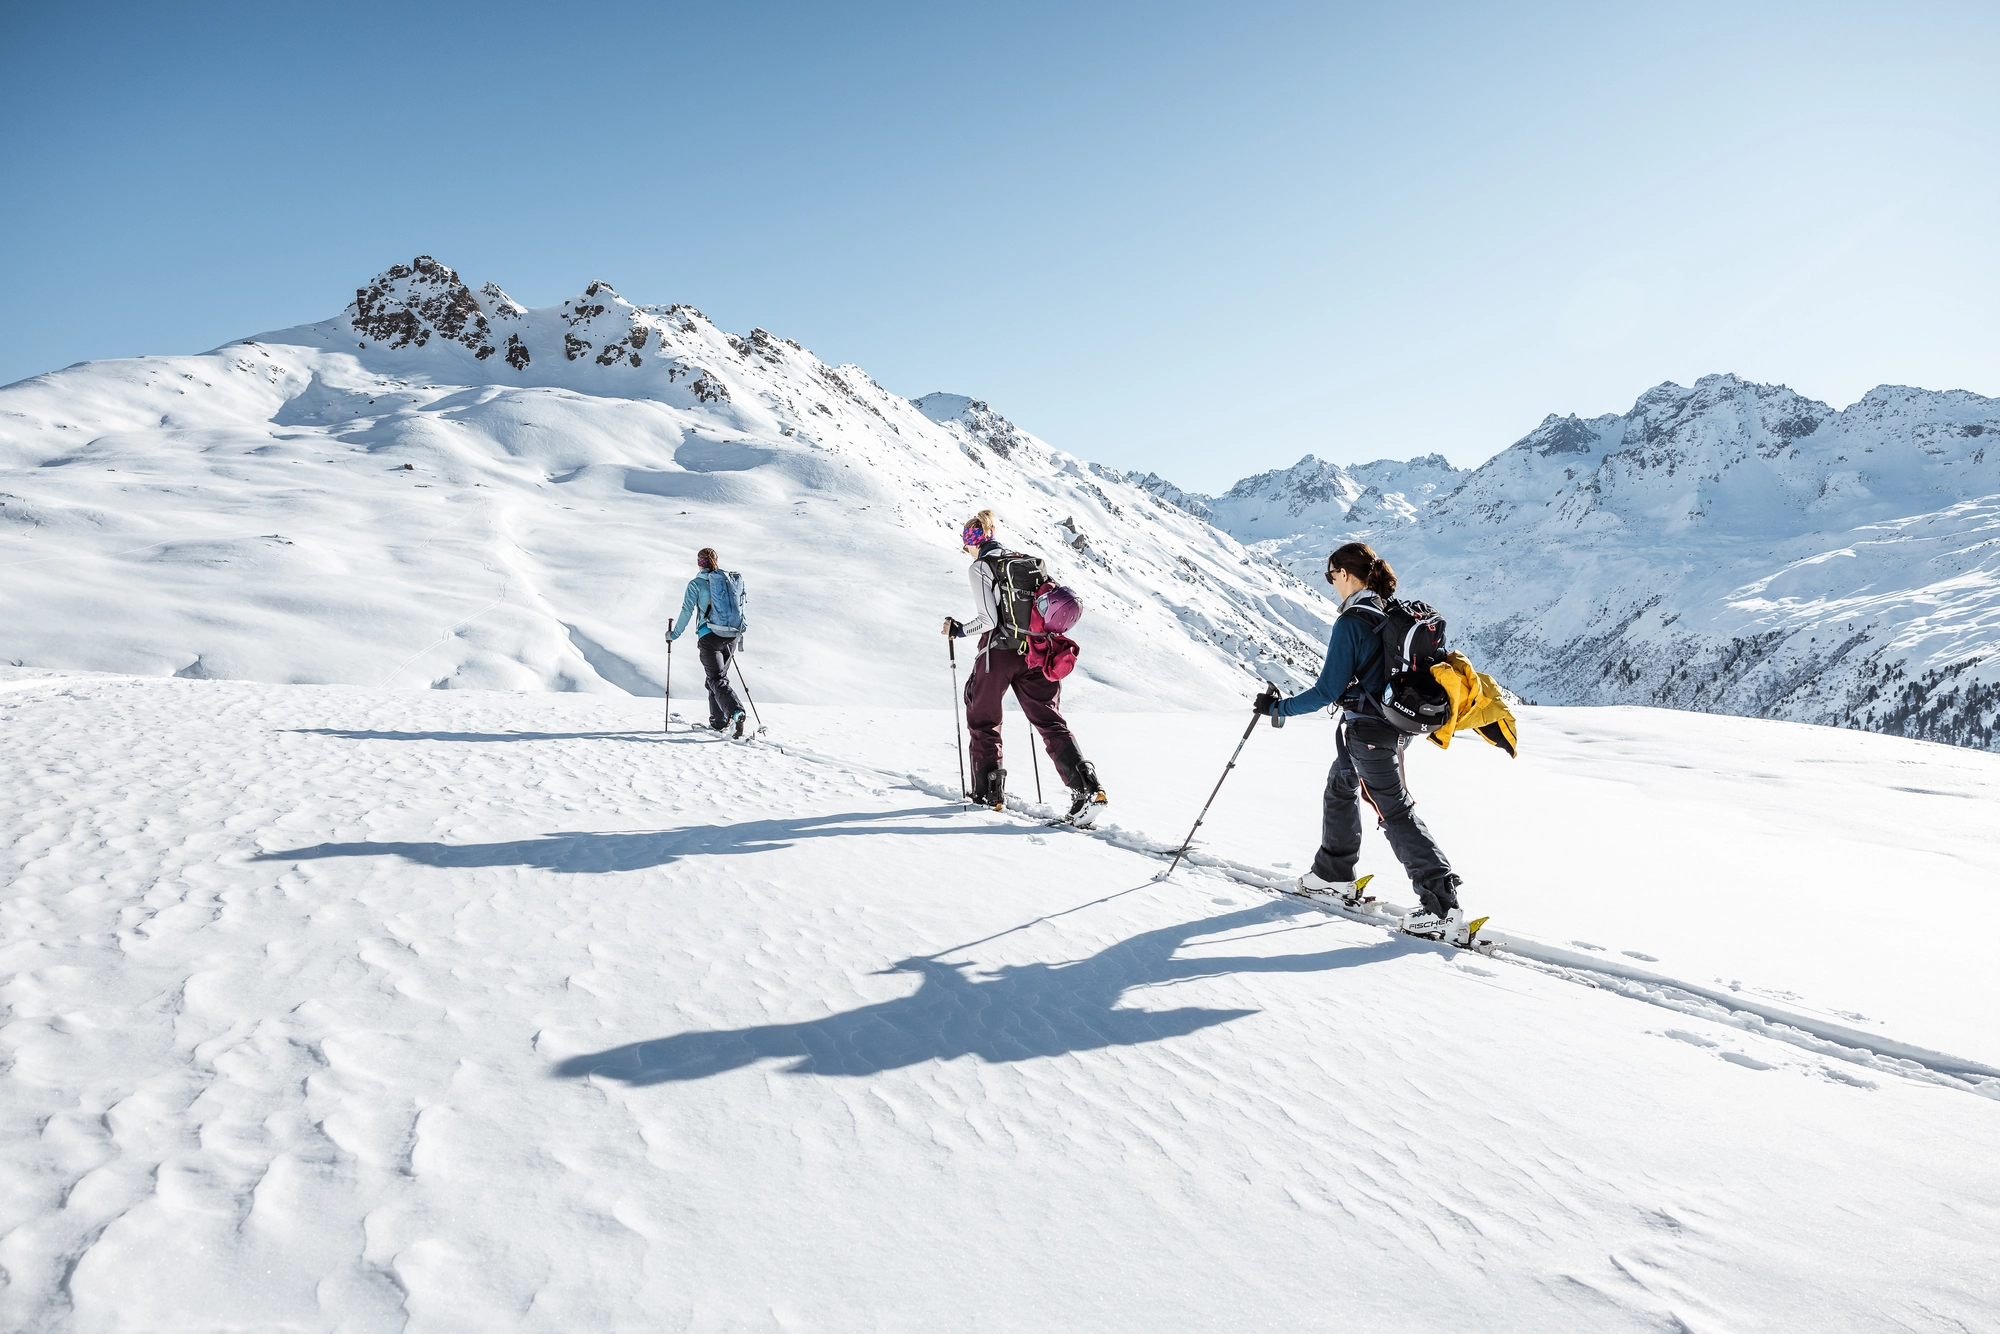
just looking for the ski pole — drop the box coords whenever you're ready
[732,652,763,730]
[1027,718,1043,803]
[948,635,967,807]
[664,621,673,733]
[1164,711,1262,878]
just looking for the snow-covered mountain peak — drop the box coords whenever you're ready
[1621,374,1833,456]
[913,393,1030,460]
[912,391,976,423]
[1131,451,1472,546]
[1515,413,1607,457]
[478,281,526,318]
[1218,454,1355,507]
[1130,472,1214,520]
[1344,453,1470,515]
[554,279,651,368]
[0,257,1340,706]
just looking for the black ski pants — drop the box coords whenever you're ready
[698,633,744,727]
[964,635,1088,789]
[1312,714,1461,918]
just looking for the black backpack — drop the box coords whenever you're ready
[1351,598,1453,735]
[982,550,1051,653]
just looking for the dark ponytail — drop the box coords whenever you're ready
[1326,542,1397,598]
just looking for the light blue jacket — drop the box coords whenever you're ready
[670,572,719,640]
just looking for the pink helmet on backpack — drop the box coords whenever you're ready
[1032,583,1082,634]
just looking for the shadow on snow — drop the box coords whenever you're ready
[287,728,669,743]
[552,901,1420,1082]
[253,807,1015,872]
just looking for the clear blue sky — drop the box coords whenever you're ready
[4,1,1995,490]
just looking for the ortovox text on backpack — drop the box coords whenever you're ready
[1373,599,1451,734]
[1343,597,1451,735]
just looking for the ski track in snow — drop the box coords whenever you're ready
[762,707,2000,1093]
[866,753,2000,1099]
[4,672,1998,1332]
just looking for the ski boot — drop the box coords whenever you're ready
[1296,871,1374,907]
[730,710,747,740]
[970,765,1007,811]
[1400,905,1466,942]
[1064,760,1108,828]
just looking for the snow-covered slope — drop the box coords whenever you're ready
[0,257,1331,708]
[1155,375,2000,750]
[4,670,1996,1331]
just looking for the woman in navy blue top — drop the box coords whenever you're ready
[1255,542,1467,942]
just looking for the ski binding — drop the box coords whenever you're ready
[1286,872,1376,909]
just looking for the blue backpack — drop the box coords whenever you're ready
[706,569,748,637]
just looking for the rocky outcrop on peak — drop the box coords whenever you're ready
[1132,473,1214,520]
[478,282,526,318]
[1518,414,1603,456]
[349,256,498,360]
[559,281,650,368]
[914,394,1029,461]
[316,260,800,410]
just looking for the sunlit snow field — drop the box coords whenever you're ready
[3,668,1996,1332]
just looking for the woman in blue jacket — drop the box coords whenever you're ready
[1256,542,1467,943]
[668,547,747,737]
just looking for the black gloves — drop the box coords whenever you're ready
[942,617,964,638]
[1253,684,1283,718]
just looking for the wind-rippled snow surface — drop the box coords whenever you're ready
[4,670,1996,1331]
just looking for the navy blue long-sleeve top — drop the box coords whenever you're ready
[1276,590,1387,718]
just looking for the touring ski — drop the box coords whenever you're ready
[1272,874,1496,954]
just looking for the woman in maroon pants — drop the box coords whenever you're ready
[942,509,1107,825]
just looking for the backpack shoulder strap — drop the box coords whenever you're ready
[1338,595,1388,624]
[1337,596,1389,685]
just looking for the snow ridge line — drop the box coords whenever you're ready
[769,741,2000,1097]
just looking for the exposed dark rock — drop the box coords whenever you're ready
[348,256,497,360]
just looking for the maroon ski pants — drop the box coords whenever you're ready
[964,635,1086,789]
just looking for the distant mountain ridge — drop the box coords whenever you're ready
[1144,373,2000,750]
[1137,453,1469,536]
